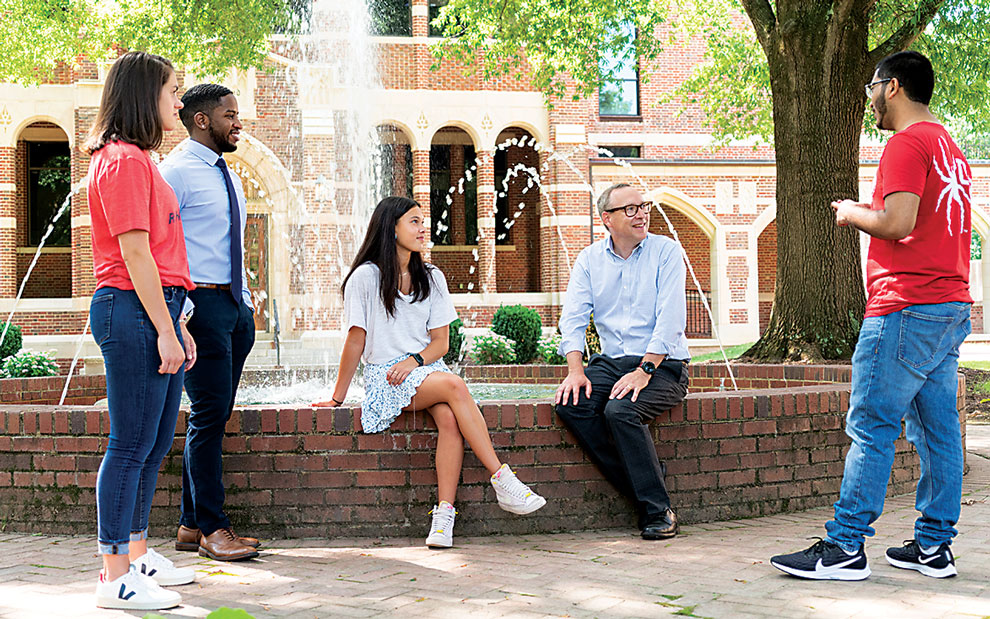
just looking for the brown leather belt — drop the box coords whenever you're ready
[195,283,232,291]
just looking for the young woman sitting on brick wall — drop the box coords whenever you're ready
[313,196,546,548]
[84,51,198,611]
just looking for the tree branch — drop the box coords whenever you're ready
[738,0,777,51]
[868,0,945,65]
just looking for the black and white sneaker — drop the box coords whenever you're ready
[770,538,871,580]
[885,540,957,578]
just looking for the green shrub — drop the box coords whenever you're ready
[492,304,542,363]
[2,350,59,378]
[469,332,516,365]
[537,334,567,365]
[444,318,465,365]
[585,313,601,357]
[0,323,22,360]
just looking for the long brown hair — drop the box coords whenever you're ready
[343,196,432,318]
[83,51,175,154]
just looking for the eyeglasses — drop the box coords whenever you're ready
[606,201,654,217]
[864,78,892,98]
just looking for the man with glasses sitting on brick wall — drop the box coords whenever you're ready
[555,182,691,540]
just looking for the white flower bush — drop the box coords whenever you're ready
[2,350,59,378]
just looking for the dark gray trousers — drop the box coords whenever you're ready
[555,354,688,528]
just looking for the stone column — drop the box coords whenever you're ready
[476,150,496,294]
[72,108,98,300]
[0,144,16,298]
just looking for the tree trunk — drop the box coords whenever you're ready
[744,4,873,361]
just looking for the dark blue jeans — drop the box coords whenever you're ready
[180,288,255,536]
[92,286,187,555]
[826,302,971,551]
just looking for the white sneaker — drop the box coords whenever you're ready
[131,547,196,586]
[425,501,457,548]
[490,464,547,515]
[95,564,182,610]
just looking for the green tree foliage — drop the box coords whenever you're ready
[430,0,671,102]
[0,0,307,84]
[0,323,22,360]
[432,0,990,361]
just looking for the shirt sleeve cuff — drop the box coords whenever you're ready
[558,335,585,356]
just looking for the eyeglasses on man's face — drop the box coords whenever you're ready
[864,78,892,98]
[606,201,654,217]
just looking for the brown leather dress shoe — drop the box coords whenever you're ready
[177,525,261,551]
[198,528,260,561]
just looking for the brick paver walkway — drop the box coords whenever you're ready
[2,425,989,619]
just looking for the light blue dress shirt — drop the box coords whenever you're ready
[558,233,690,360]
[159,139,252,308]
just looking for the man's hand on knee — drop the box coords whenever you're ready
[556,372,592,406]
[610,370,650,402]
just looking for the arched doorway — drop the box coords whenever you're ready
[429,126,478,292]
[15,121,72,298]
[493,127,541,293]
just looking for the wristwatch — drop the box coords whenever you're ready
[638,361,656,375]
[411,353,425,366]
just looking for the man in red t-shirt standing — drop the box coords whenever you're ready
[772,51,973,581]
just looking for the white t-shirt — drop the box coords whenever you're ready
[344,262,459,365]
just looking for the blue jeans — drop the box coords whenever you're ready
[825,302,971,551]
[91,286,187,555]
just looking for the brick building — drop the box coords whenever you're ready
[1,0,988,363]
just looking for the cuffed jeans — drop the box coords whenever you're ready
[92,286,187,555]
[180,288,255,537]
[556,354,688,528]
[826,302,971,551]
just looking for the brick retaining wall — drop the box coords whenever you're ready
[0,370,967,539]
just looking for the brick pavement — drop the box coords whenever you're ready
[1,425,988,619]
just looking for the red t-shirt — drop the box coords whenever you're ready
[87,141,194,291]
[865,122,973,317]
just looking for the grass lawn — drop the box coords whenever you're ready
[691,342,753,363]
[961,361,990,371]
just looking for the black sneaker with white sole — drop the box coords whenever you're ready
[770,538,871,580]
[885,540,957,578]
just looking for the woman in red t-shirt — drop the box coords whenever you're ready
[83,51,197,611]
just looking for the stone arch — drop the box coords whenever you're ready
[493,126,541,293]
[9,116,73,148]
[14,120,73,298]
[494,121,548,148]
[377,119,418,151]
[428,121,480,150]
[644,187,720,339]
[374,123,414,200]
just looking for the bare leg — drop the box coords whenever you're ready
[130,539,148,560]
[427,403,463,504]
[102,555,130,581]
[406,373,502,474]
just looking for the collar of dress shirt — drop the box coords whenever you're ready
[183,137,221,167]
[605,234,646,260]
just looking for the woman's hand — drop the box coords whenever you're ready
[312,395,346,408]
[158,333,185,374]
[179,322,197,371]
[387,357,419,386]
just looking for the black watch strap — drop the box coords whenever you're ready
[639,361,656,375]
[411,352,425,366]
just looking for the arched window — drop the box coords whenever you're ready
[27,140,71,247]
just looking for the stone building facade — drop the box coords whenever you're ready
[0,0,987,362]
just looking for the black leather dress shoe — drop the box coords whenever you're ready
[641,508,678,540]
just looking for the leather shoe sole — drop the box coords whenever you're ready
[198,546,259,561]
[641,524,679,540]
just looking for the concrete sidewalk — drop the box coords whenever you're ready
[2,426,989,619]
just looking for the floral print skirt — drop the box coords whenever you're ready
[360,354,452,433]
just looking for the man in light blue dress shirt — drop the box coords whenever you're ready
[555,183,690,540]
[160,84,260,562]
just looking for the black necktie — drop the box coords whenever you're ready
[215,157,243,304]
